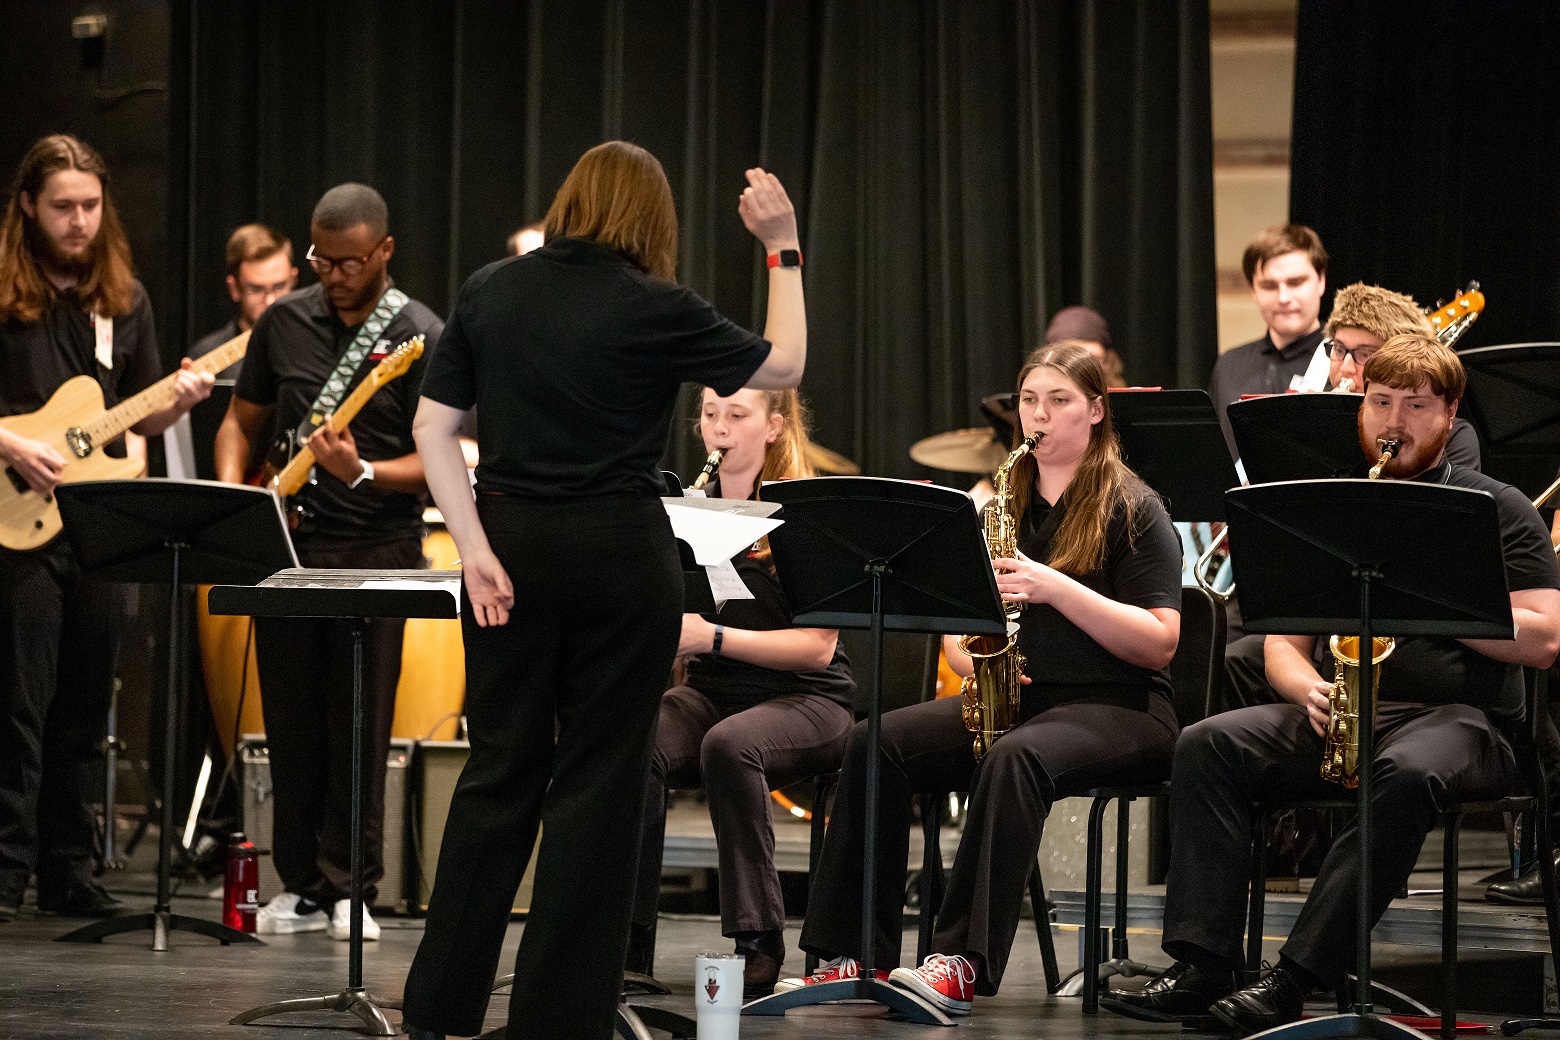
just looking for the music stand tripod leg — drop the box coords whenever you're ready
[59,543,256,948]
[231,621,395,1033]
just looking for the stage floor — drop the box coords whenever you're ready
[0,871,1539,1040]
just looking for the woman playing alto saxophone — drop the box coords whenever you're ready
[784,343,1184,1016]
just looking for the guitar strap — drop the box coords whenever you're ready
[292,287,409,447]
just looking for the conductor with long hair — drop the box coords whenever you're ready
[402,142,806,1040]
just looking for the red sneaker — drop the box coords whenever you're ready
[773,956,890,993]
[889,954,976,1014]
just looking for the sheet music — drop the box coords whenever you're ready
[662,497,783,566]
[258,568,462,610]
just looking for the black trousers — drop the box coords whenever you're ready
[403,494,682,1040]
[0,539,120,896]
[1160,701,1518,985]
[255,534,422,907]
[632,686,852,938]
[799,690,1178,993]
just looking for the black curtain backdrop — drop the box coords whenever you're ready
[175,0,1214,481]
[1291,0,1560,355]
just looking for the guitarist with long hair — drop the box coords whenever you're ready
[214,183,442,941]
[0,134,213,921]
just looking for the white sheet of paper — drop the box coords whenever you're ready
[663,498,783,566]
[1293,343,1332,393]
[704,558,753,606]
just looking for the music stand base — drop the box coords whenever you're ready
[1248,1012,1435,1040]
[475,1003,698,1040]
[740,977,955,1025]
[1502,1018,1560,1036]
[56,909,261,949]
[229,987,397,1035]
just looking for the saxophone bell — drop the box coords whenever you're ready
[690,448,725,491]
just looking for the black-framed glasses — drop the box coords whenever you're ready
[306,239,384,278]
[1323,337,1379,366]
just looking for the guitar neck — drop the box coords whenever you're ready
[84,330,251,444]
[270,360,397,497]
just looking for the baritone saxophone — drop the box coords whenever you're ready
[959,433,1041,760]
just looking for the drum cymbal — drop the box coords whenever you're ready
[806,442,860,475]
[910,427,1008,474]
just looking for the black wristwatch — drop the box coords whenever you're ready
[766,249,802,270]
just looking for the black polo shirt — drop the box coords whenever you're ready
[1367,461,1560,722]
[188,317,242,380]
[1208,328,1325,453]
[419,237,772,498]
[684,493,856,713]
[1013,478,1185,707]
[235,282,443,543]
[0,280,160,422]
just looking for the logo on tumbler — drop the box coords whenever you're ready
[704,968,721,1004]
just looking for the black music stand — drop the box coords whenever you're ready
[1228,392,1364,482]
[1458,343,1560,501]
[1225,478,1512,1040]
[739,477,1006,1026]
[1111,389,1240,521]
[212,569,460,1037]
[53,479,295,951]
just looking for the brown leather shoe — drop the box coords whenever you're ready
[735,930,786,997]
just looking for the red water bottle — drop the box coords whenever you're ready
[223,833,258,932]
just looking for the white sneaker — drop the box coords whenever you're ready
[328,898,380,942]
[255,892,327,935]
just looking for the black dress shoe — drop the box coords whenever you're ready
[402,1024,444,1040]
[36,880,122,918]
[1100,961,1237,1024]
[735,929,786,998]
[1486,853,1560,906]
[1209,967,1307,1037]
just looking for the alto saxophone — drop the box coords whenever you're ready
[960,433,1041,759]
[1320,438,1399,786]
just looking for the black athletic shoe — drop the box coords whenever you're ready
[36,880,123,918]
[1209,967,1307,1037]
[1100,960,1237,1025]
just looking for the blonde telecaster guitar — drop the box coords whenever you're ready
[0,330,251,551]
[265,336,424,500]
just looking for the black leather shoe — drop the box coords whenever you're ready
[36,880,122,918]
[1100,961,1237,1024]
[402,1025,443,1040]
[735,930,786,998]
[1209,967,1307,1037]
[1486,853,1560,906]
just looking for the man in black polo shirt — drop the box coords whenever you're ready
[1207,224,1329,454]
[187,223,297,380]
[215,183,441,940]
[0,135,213,920]
[1106,333,1560,1033]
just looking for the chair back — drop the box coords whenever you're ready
[835,630,941,718]
[1167,583,1226,728]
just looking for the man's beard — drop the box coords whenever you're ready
[1357,413,1451,479]
[26,220,95,284]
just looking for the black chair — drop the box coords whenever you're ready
[1243,669,1560,1040]
[917,583,1226,1012]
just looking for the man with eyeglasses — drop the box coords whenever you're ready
[214,183,442,942]
[187,224,298,379]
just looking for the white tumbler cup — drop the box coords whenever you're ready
[694,952,744,1040]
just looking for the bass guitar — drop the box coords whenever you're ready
[0,331,251,551]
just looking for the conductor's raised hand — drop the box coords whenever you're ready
[463,548,514,628]
[737,168,799,251]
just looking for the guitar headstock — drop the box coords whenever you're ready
[1427,284,1484,345]
[368,336,425,386]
